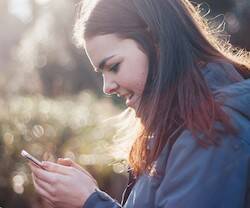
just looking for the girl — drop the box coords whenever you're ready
[29,0,250,207]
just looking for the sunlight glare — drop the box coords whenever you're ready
[8,0,32,23]
[35,0,51,5]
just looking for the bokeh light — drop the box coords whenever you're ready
[8,0,33,23]
[12,174,25,194]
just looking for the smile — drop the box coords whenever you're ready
[125,93,139,108]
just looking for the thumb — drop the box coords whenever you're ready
[57,158,81,170]
[57,158,73,166]
[57,158,97,184]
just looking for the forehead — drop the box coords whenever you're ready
[84,34,123,68]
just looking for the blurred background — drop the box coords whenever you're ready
[0,0,249,207]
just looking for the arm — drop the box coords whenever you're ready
[155,130,248,208]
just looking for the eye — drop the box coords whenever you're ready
[109,63,120,73]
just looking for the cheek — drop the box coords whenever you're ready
[130,66,148,93]
[137,71,148,89]
[118,70,146,93]
[120,52,148,93]
[136,61,149,90]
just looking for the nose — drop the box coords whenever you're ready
[102,75,119,95]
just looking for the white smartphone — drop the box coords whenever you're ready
[21,150,44,169]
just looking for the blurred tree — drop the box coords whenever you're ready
[0,0,103,98]
[13,0,102,97]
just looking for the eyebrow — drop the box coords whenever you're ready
[96,55,115,72]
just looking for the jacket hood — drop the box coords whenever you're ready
[202,61,250,120]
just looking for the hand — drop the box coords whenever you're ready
[56,158,97,185]
[29,161,98,208]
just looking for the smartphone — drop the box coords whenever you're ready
[21,150,44,169]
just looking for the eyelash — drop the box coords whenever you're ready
[109,63,120,73]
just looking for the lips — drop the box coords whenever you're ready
[125,93,137,107]
[118,92,138,108]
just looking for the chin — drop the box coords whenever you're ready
[131,104,141,118]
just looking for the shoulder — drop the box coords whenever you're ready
[201,60,250,101]
[200,60,250,150]
[163,60,250,170]
[154,127,250,208]
[152,61,250,207]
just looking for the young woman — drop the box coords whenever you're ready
[29,0,250,207]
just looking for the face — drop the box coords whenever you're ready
[85,34,149,112]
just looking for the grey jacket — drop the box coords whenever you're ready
[83,61,250,208]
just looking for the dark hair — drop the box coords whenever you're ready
[74,0,250,177]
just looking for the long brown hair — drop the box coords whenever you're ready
[74,0,250,177]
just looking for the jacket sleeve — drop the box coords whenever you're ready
[154,129,248,208]
[83,189,122,208]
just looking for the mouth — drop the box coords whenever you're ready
[125,93,138,108]
[118,92,139,108]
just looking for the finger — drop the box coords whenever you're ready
[57,158,81,170]
[57,158,72,166]
[32,173,54,205]
[30,163,60,184]
[32,173,55,196]
[32,173,59,208]
[32,175,56,208]
[41,161,73,175]
[57,158,97,183]
[42,198,55,208]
